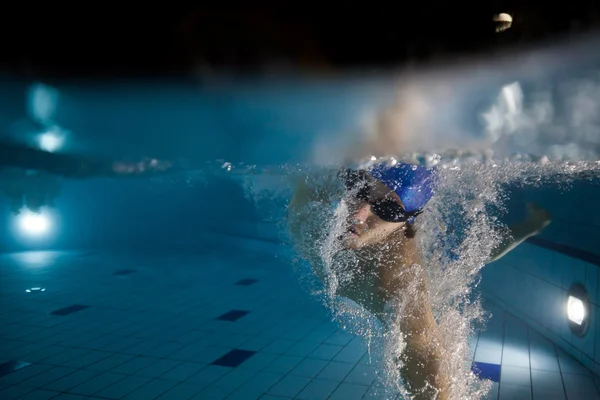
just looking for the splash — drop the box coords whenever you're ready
[280,155,600,399]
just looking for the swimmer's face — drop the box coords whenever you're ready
[340,179,407,250]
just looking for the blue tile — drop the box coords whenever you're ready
[216,310,249,322]
[50,305,90,316]
[472,362,501,382]
[0,360,30,377]
[210,349,256,368]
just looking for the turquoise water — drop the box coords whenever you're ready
[3,56,600,398]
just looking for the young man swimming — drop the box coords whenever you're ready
[287,161,551,399]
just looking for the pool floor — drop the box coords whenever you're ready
[0,248,598,399]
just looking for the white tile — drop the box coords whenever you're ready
[267,375,311,398]
[329,382,369,400]
[586,262,598,305]
[502,343,530,368]
[475,344,503,365]
[95,375,151,399]
[504,315,528,344]
[19,389,60,400]
[531,370,563,393]
[325,331,355,346]
[562,373,600,400]
[42,369,98,392]
[483,381,499,400]
[185,365,230,387]
[344,365,376,386]
[308,344,343,360]
[156,382,206,400]
[500,366,531,387]
[316,361,355,382]
[121,379,180,400]
[499,383,532,400]
[290,358,328,378]
[134,359,182,378]
[225,371,283,400]
[530,352,560,372]
[285,340,321,358]
[69,372,127,396]
[532,389,565,400]
[332,344,366,364]
[557,351,591,375]
[296,378,340,400]
[528,331,555,356]
[263,355,304,375]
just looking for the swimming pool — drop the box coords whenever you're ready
[2,71,600,399]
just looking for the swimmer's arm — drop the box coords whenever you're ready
[384,268,449,399]
[488,203,552,263]
[287,174,340,282]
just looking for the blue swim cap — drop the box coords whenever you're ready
[368,162,435,214]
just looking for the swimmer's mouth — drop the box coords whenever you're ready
[347,227,360,237]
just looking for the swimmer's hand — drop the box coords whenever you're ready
[524,202,552,235]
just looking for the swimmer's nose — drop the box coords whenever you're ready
[350,202,371,224]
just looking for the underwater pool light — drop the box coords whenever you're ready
[38,130,65,153]
[567,283,590,337]
[17,211,51,236]
[568,296,585,325]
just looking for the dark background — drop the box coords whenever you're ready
[2,3,600,78]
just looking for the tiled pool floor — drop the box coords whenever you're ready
[0,249,598,399]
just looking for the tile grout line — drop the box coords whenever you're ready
[483,292,600,374]
[498,309,506,400]
[527,327,534,400]
[553,338,569,400]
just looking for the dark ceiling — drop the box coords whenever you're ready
[1,3,599,78]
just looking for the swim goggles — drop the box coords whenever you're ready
[339,169,422,223]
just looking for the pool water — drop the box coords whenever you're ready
[3,70,600,399]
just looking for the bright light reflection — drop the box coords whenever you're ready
[26,287,46,293]
[18,211,50,236]
[38,130,65,153]
[567,295,585,325]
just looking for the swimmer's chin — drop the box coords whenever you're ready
[338,235,365,250]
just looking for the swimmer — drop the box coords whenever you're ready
[0,140,173,214]
[287,162,551,399]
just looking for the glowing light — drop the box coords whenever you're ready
[25,287,46,293]
[493,13,513,33]
[18,211,50,236]
[38,130,65,153]
[567,295,585,325]
[28,83,59,124]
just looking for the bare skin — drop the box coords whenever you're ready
[288,175,551,399]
